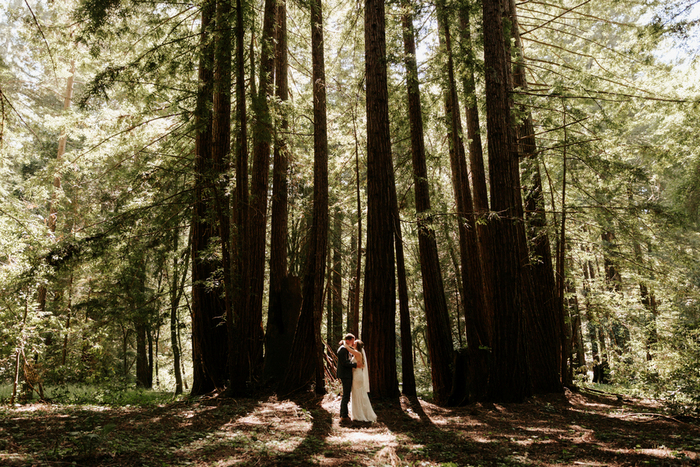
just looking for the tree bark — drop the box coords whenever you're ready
[211,0,235,395]
[436,1,489,403]
[231,0,251,393]
[458,1,495,336]
[363,0,399,401]
[246,0,277,389]
[348,107,363,337]
[400,0,451,402]
[278,0,329,395]
[482,0,532,402]
[191,0,228,395]
[506,0,562,394]
[265,0,302,384]
[389,157,416,400]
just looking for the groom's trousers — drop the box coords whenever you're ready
[340,377,352,418]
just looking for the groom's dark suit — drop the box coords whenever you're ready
[337,344,357,419]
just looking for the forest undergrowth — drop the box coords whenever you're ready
[1,385,699,466]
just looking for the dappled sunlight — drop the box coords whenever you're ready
[329,428,395,444]
[596,443,699,462]
[1,391,698,466]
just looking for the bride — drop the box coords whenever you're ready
[344,339,377,422]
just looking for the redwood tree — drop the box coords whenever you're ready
[265,0,301,384]
[436,0,490,403]
[362,0,399,401]
[278,0,329,395]
[191,0,228,395]
[400,0,450,402]
[482,0,531,402]
[506,0,562,394]
[245,0,277,387]
[230,0,250,394]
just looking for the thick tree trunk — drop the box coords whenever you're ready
[436,2,489,403]
[136,322,150,388]
[231,0,250,393]
[458,1,494,335]
[363,0,399,401]
[482,0,532,402]
[245,0,277,390]
[506,0,562,394]
[191,0,228,395]
[389,159,416,400]
[265,0,302,384]
[400,1,450,402]
[248,0,277,383]
[212,0,235,394]
[278,0,329,395]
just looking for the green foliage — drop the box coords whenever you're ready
[0,382,176,406]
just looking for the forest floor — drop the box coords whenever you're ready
[1,386,699,466]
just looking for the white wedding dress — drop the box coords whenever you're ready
[350,349,377,422]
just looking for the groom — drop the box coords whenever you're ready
[337,333,361,422]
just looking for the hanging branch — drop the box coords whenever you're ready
[520,0,630,26]
[516,88,691,104]
[518,17,658,68]
[520,0,595,36]
[24,0,58,83]
[0,87,41,139]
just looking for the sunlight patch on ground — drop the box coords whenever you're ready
[330,429,395,444]
[596,444,696,461]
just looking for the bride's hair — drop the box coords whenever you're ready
[355,340,364,352]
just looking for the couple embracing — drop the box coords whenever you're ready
[337,333,377,423]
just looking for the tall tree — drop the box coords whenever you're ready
[212,0,235,395]
[348,107,363,337]
[247,0,278,387]
[506,0,562,394]
[400,0,449,402]
[191,0,228,395]
[482,0,531,402]
[169,226,190,395]
[363,0,399,400]
[265,0,301,384]
[231,0,251,393]
[457,0,494,334]
[436,0,487,402]
[278,0,329,395]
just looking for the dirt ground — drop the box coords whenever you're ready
[1,387,699,466]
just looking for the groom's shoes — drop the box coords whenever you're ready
[340,417,351,424]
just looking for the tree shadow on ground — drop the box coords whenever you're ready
[279,393,334,466]
[380,390,700,466]
[377,394,495,466]
[0,394,261,466]
[3,389,698,466]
